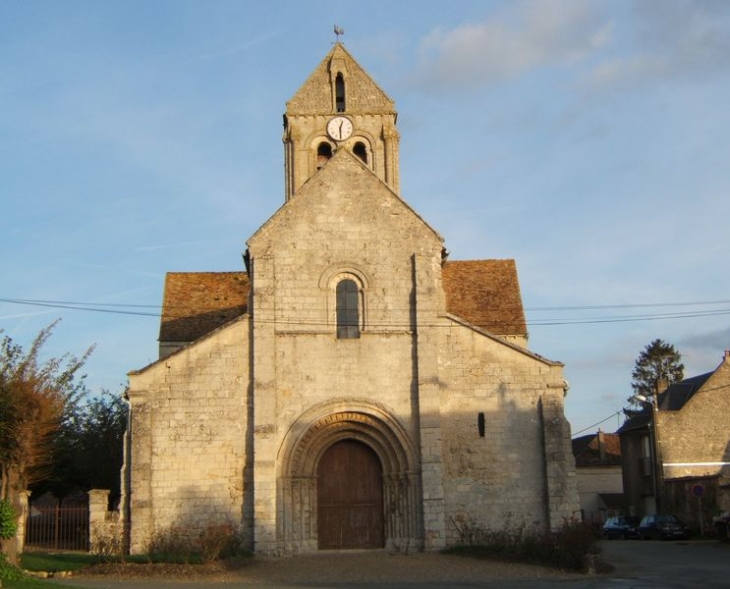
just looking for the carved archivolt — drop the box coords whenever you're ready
[279,399,417,477]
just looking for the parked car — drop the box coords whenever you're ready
[638,514,690,540]
[602,516,640,539]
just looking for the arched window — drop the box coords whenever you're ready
[336,279,360,339]
[335,73,346,113]
[317,142,333,170]
[353,142,368,165]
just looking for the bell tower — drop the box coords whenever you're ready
[283,43,401,201]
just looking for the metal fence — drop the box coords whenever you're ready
[25,505,89,551]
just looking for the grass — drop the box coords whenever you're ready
[0,553,98,589]
[21,552,98,572]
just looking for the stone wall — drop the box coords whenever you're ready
[659,356,730,480]
[436,321,578,540]
[126,318,251,554]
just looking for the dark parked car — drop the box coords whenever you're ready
[638,514,690,540]
[602,516,639,539]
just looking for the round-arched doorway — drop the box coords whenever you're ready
[317,439,384,549]
[277,404,422,554]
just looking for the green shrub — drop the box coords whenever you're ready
[90,522,125,563]
[446,517,602,573]
[0,499,18,540]
[0,552,26,581]
[147,526,196,564]
[146,522,241,564]
[198,523,241,564]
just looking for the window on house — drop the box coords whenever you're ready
[336,279,360,339]
[317,142,333,170]
[335,73,346,112]
[353,142,368,164]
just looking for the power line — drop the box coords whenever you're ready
[1,297,729,326]
[571,411,624,437]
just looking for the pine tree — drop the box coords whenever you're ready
[629,339,684,404]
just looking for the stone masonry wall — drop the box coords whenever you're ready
[659,356,730,480]
[126,318,250,554]
[436,323,578,541]
[248,151,442,552]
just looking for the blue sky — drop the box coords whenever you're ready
[2,0,729,437]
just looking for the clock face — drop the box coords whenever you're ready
[327,116,353,141]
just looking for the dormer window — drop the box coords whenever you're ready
[335,73,346,112]
[336,279,360,339]
[317,142,333,170]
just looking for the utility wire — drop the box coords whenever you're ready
[1,297,729,326]
[571,411,624,437]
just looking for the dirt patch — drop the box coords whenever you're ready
[80,558,252,580]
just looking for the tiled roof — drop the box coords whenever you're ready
[442,260,527,336]
[572,432,622,467]
[159,259,526,344]
[159,272,249,343]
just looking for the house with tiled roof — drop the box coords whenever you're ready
[618,351,730,529]
[572,431,624,522]
[124,42,578,555]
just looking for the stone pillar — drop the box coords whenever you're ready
[250,254,279,553]
[413,253,445,549]
[125,393,153,554]
[539,387,580,528]
[88,489,110,554]
[383,124,400,196]
[16,490,31,554]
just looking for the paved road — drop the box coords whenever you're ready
[50,539,730,589]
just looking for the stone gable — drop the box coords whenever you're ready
[286,44,395,116]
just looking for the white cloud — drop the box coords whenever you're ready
[414,0,612,90]
[585,0,730,91]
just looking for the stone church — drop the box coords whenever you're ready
[124,43,578,555]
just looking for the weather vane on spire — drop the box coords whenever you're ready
[334,25,345,43]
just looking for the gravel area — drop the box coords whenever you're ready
[67,551,584,586]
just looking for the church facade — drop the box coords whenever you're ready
[124,43,578,555]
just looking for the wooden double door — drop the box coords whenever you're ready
[317,439,384,549]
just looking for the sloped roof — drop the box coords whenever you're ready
[158,259,527,344]
[618,368,717,434]
[159,272,249,343]
[658,371,714,411]
[572,432,622,467]
[442,260,527,337]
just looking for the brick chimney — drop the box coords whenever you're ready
[598,429,606,461]
[724,350,730,363]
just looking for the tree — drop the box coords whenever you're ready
[628,339,684,405]
[38,389,127,505]
[0,322,92,564]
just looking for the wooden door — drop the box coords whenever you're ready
[317,439,384,549]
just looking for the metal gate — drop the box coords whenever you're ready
[317,439,384,549]
[25,505,89,551]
